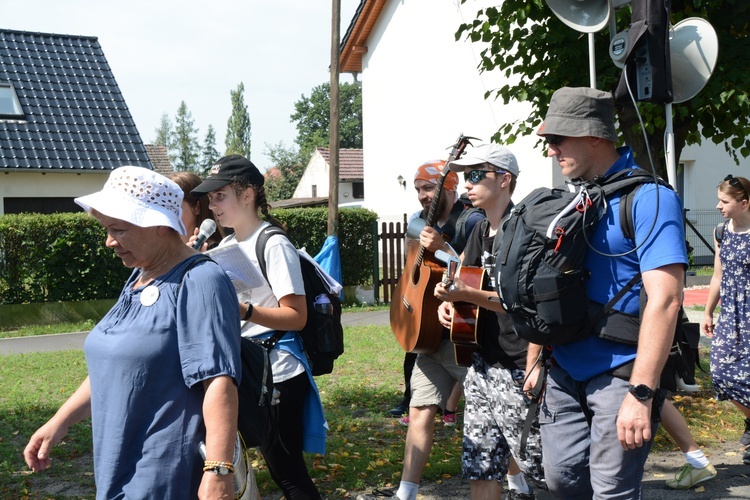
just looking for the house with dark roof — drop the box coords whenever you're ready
[0,29,152,215]
[292,147,364,206]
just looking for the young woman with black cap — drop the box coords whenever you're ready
[192,154,325,500]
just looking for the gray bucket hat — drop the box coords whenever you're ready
[537,87,617,142]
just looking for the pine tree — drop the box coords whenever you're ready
[173,101,200,172]
[199,125,220,176]
[225,83,252,158]
[153,112,173,149]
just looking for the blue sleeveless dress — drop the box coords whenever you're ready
[711,228,750,405]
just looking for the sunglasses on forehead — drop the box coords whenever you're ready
[464,168,508,184]
[545,135,567,146]
[725,174,749,198]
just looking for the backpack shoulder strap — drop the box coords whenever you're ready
[603,168,668,241]
[715,220,728,247]
[440,200,466,241]
[254,225,288,283]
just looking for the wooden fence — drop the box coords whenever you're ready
[373,215,407,304]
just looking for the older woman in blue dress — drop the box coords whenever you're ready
[23,166,242,499]
[704,174,750,465]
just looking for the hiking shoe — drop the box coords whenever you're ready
[665,463,717,490]
[387,398,410,418]
[443,410,457,426]
[740,418,750,446]
[507,489,535,499]
[399,415,409,426]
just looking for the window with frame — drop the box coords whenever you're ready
[0,83,24,120]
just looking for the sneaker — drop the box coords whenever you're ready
[387,398,410,418]
[443,410,457,426]
[399,415,409,426]
[744,446,750,465]
[665,463,717,490]
[741,418,750,446]
[356,487,397,499]
[507,489,535,499]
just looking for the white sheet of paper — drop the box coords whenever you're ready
[205,242,265,293]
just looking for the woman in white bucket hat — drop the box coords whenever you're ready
[23,166,242,499]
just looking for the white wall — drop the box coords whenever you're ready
[293,151,329,198]
[0,171,109,216]
[358,0,554,223]
[680,141,749,210]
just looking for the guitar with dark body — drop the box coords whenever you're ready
[448,266,487,366]
[390,134,475,353]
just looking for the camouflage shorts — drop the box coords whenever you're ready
[461,357,544,484]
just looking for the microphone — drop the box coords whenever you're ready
[192,219,217,250]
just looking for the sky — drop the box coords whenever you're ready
[3,0,361,172]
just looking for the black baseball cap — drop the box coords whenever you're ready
[191,155,264,197]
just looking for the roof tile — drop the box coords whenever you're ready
[0,29,151,171]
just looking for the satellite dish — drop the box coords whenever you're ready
[670,17,719,103]
[546,0,610,33]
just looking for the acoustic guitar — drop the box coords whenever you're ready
[449,266,487,366]
[390,134,476,353]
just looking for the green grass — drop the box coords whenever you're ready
[0,320,96,339]
[0,324,462,498]
[1,322,742,498]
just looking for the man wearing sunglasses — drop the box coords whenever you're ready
[535,87,688,498]
[363,160,484,500]
[434,144,544,500]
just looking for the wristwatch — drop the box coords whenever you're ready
[205,465,233,476]
[628,384,656,401]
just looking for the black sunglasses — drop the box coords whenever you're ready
[464,169,507,184]
[545,135,567,146]
[725,174,749,198]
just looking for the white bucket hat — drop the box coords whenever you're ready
[75,166,186,235]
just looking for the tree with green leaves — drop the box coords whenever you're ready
[263,142,307,201]
[291,81,362,158]
[172,101,200,172]
[457,0,750,179]
[199,124,220,176]
[153,112,173,150]
[225,83,252,158]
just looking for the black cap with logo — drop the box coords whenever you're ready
[191,155,264,197]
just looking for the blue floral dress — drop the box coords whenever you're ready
[710,228,750,405]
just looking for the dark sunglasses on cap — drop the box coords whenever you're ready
[725,174,749,199]
[464,168,508,184]
[545,135,567,146]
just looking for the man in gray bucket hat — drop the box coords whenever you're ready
[534,87,688,498]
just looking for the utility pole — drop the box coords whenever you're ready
[328,0,341,237]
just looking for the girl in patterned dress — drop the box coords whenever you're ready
[704,174,750,465]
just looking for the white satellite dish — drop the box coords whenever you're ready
[670,17,719,103]
[546,0,610,33]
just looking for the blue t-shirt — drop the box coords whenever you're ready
[84,255,241,499]
[553,147,688,381]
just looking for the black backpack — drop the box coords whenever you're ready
[497,168,663,345]
[255,225,345,376]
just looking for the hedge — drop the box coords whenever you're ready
[0,208,378,305]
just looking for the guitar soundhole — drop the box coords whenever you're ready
[409,264,420,286]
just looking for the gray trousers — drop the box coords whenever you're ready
[539,364,660,499]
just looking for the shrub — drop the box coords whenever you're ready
[0,208,378,305]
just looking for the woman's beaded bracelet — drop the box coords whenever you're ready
[203,460,234,473]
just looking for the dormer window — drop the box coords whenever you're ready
[0,83,25,120]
